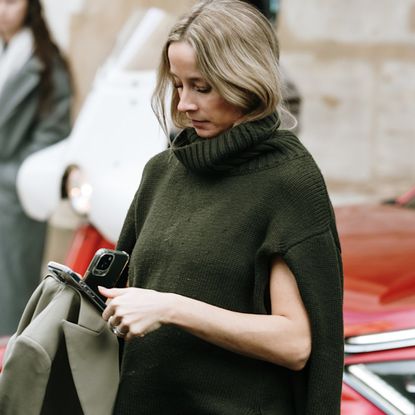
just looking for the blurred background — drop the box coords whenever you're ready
[39,0,415,260]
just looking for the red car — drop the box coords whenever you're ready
[1,193,415,414]
[340,190,415,414]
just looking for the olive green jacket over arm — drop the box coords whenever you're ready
[0,275,119,415]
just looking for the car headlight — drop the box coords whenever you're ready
[63,165,92,216]
[345,360,415,415]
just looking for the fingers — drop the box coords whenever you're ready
[99,287,164,340]
[110,319,160,341]
[107,315,146,340]
[124,321,161,341]
[101,289,136,336]
[112,326,127,338]
[98,286,128,298]
[102,302,116,321]
[107,316,128,338]
[108,314,122,327]
[106,313,159,340]
[100,287,130,320]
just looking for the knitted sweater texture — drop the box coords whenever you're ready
[114,113,344,415]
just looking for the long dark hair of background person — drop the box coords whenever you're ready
[25,0,71,113]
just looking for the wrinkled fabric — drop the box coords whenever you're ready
[0,274,119,415]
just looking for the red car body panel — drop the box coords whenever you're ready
[341,383,385,415]
[337,204,415,337]
[64,224,115,275]
[341,346,415,414]
[337,203,415,414]
[344,346,415,366]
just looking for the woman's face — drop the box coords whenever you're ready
[168,41,243,139]
[0,0,28,42]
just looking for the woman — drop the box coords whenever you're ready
[0,0,72,335]
[100,1,344,414]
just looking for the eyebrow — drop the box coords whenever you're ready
[169,72,206,82]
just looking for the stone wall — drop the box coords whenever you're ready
[277,0,415,202]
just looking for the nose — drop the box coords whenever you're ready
[177,89,198,113]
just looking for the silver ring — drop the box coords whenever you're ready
[111,326,125,337]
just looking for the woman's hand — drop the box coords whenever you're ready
[99,286,178,341]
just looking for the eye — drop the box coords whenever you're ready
[194,85,212,94]
[171,76,182,90]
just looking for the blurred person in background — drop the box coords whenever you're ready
[0,0,72,335]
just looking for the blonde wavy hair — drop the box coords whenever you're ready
[151,0,283,136]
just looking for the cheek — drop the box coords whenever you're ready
[202,94,243,126]
[219,102,243,124]
[10,2,27,26]
[17,5,28,23]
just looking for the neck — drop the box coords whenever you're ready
[0,33,8,45]
[1,32,15,44]
[0,26,28,44]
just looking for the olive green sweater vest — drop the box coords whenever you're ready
[114,113,344,415]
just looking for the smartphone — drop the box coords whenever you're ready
[83,248,129,302]
[47,261,108,312]
[47,249,129,312]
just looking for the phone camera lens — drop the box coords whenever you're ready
[96,254,114,271]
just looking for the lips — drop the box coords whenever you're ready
[191,119,208,128]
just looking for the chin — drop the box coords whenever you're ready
[194,128,216,139]
[195,126,229,139]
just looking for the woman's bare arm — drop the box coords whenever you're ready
[100,257,312,371]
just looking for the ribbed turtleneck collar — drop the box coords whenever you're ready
[172,112,280,174]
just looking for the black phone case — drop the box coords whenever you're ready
[82,248,129,302]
